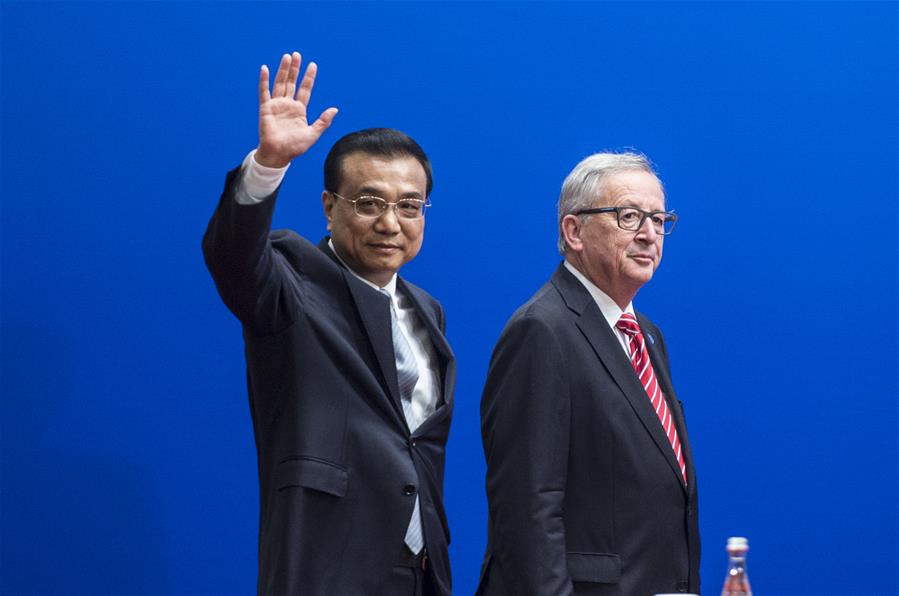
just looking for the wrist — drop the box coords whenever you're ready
[254,146,291,169]
[242,149,289,200]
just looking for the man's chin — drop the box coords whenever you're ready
[624,269,655,287]
[360,257,402,277]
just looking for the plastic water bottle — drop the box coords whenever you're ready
[721,536,752,596]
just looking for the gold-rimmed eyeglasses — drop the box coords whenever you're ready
[330,192,431,220]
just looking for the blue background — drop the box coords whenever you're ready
[2,1,897,594]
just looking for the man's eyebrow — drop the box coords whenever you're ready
[354,186,424,200]
[355,185,387,196]
[616,204,668,212]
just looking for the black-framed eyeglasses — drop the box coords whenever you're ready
[330,192,431,220]
[574,206,678,235]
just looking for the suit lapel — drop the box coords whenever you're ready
[318,239,408,428]
[397,278,455,433]
[553,264,686,491]
[398,279,453,363]
[641,322,696,492]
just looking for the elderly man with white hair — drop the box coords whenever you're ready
[477,152,700,596]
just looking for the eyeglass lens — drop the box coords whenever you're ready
[354,197,426,219]
[617,208,675,234]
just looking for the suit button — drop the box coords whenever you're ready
[403,483,417,496]
[676,580,689,592]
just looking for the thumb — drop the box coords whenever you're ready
[310,107,339,136]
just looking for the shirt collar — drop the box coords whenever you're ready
[327,238,398,296]
[563,260,634,329]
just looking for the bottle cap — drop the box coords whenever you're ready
[726,536,749,551]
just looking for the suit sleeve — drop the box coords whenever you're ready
[201,166,295,336]
[480,314,574,595]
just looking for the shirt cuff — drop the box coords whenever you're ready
[235,149,290,204]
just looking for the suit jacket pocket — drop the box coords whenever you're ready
[276,457,348,497]
[566,552,621,584]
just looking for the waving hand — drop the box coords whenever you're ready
[255,52,338,168]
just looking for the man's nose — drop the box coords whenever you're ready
[635,216,659,242]
[373,204,402,232]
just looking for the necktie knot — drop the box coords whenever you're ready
[380,287,393,307]
[616,313,641,337]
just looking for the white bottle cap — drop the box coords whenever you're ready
[727,536,749,550]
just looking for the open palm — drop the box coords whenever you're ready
[256,52,338,168]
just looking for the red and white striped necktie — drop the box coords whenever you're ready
[616,313,686,484]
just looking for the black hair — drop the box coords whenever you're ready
[324,128,433,197]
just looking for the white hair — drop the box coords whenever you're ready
[556,151,661,254]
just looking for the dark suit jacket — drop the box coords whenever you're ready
[477,263,699,596]
[202,167,456,596]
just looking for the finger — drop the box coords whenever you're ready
[310,107,339,137]
[272,53,291,97]
[258,65,271,104]
[285,51,302,97]
[294,61,318,105]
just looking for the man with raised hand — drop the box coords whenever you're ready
[203,52,455,596]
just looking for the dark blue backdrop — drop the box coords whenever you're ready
[2,2,897,594]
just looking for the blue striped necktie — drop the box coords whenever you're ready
[382,289,424,553]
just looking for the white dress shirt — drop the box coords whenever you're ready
[234,149,289,204]
[563,260,636,356]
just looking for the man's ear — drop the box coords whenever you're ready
[561,214,584,253]
[322,191,334,232]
